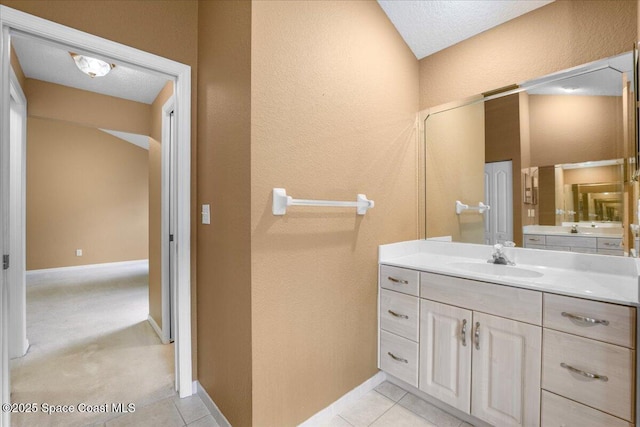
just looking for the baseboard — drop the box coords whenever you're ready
[195,380,232,427]
[26,259,148,276]
[298,371,387,426]
[147,315,169,344]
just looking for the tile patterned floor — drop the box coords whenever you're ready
[325,381,473,427]
[99,393,219,427]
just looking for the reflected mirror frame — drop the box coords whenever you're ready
[423,50,637,256]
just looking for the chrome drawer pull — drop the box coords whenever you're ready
[529,238,541,242]
[603,242,620,247]
[387,276,409,285]
[388,310,408,319]
[461,319,467,347]
[560,362,608,382]
[561,312,609,326]
[387,352,408,363]
[474,322,480,350]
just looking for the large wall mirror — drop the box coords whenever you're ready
[424,51,639,257]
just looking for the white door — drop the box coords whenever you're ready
[419,300,472,413]
[471,312,541,427]
[484,161,513,245]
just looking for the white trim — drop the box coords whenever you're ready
[147,315,169,344]
[8,65,27,359]
[25,259,148,277]
[298,371,387,427]
[161,96,176,346]
[195,381,232,427]
[1,23,12,427]
[0,8,193,426]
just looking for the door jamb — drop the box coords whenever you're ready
[0,8,193,427]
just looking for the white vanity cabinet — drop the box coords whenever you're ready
[378,265,420,386]
[541,293,637,425]
[523,232,624,256]
[418,273,541,427]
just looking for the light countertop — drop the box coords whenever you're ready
[379,240,640,306]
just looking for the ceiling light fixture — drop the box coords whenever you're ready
[70,52,115,78]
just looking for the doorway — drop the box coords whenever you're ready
[484,160,514,245]
[0,7,192,427]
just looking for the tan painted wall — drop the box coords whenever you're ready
[148,81,174,330]
[426,102,485,242]
[1,0,200,379]
[250,2,418,425]
[26,117,148,269]
[529,95,622,167]
[24,79,151,135]
[196,2,252,426]
[419,1,636,110]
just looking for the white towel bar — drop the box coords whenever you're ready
[455,200,490,215]
[272,188,374,216]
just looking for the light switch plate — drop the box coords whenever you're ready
[202,204,210,225]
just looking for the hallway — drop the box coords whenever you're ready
[10,261,178,426]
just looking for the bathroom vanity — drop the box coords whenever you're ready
[523,225,624,256]
[378,240,639,427]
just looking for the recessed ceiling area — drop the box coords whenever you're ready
[377,0,554,60]
[11,33,169,104]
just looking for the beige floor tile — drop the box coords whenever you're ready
[105,397,184,427]
[187,415,221,427]
[370,405,437,427]
[398,393,463,427]
[321,415,353,426]
[339,390,394,426]
[174,395,211,424]
[374,381,407,402]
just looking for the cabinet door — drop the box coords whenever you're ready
[419,300,472,413]
[471,312,541,427]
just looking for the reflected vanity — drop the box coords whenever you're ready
[423,51,637,257]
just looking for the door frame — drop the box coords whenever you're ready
[162,97,176,344]
[8,65,27,359]
[0,7,193,426]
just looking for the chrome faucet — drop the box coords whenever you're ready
[571,224,578,234]
[488,244,515,265]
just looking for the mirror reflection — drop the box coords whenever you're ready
[424,51,637,257]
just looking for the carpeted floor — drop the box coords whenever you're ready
[10,261,175,427]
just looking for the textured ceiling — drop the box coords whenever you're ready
[377,0,554,60]
[11,34,169,104]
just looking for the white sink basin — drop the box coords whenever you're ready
[448,262,543,278]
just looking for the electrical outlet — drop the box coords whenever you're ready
[76,249,83,257]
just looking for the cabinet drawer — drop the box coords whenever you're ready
[598,237,623,250]
[544,293,635,348]
[380,265,419,296]
[546,235,596,248]
[541,390,632,427]
[380,289,419,342]
[542,329,635,421]
[524,244,545,250]
[379,330,418,387]
[598,249,624,256]
[420,272,542,325]
[524,234,545,245]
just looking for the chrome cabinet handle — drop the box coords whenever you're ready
[561,362,608,382]
[388,310,408,319]
[474,322,480,350]
[387,352,408,363]
[461,319,467,347]
[561,312,609,326]
[387,276,409,285]
[529,238,541,242]
[603,242,620,247]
